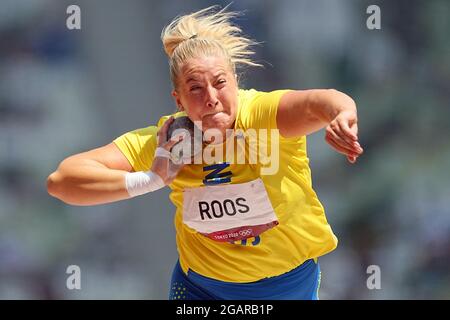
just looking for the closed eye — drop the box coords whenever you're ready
[216,79,226,87]
[190,86,202,92]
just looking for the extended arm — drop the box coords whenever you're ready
[46,143,133,206]
[47,117,183,206]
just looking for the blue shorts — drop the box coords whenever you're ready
[169,259,321,300]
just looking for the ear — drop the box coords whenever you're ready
[171,90,183,111]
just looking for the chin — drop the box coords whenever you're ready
[202,123,226,134]
[202,121,231,143]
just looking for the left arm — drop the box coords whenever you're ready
[276,89,363,163]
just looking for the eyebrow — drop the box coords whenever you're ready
[185,71,227,84]
[186,76,199,84]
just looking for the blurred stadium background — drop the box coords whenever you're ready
[0,0,449,299]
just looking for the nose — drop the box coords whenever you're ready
[205,86,219,108]
[207,100,219,108]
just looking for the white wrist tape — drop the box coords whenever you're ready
[155,147,171,158]
[125,170,165,197]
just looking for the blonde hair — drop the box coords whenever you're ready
[161,5,262,88]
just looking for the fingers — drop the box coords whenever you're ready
[325,134,360,158]
[326,124,363,156]
[164,133,185,150]
[350,121,358,138]
[157,116,175,145]
[347,155,357,164]
[151,134,186,184]
[338,119,358,141]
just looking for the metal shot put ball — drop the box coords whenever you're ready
[166,116,202,163]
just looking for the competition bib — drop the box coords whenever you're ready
[182,179,279,242]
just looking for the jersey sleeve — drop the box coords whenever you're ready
[238,89,292,130]
[113,126,158,172]
[112,112,185,172]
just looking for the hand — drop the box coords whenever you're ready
[325,110,363,164]
[151,116,186,184]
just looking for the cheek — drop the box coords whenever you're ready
[221,91,238,114]
[182,103,203,121]
[184,109,201,122]
[180,94,199,114]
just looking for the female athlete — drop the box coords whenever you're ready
[47,6,363,300]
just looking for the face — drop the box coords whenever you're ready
[172,55,239,138]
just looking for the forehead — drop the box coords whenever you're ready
[180,55,232,80]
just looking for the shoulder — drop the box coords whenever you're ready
[157,111,188,127]
[125,125,158,137]
[238,88,292,106]
[237,88,292,129]
[116,110,185,142]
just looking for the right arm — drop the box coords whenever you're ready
[47,143,134,206]
[47,116,182,206]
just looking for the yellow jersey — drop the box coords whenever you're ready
[113,89,338,282]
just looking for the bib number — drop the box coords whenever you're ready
[182,179,279,242]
